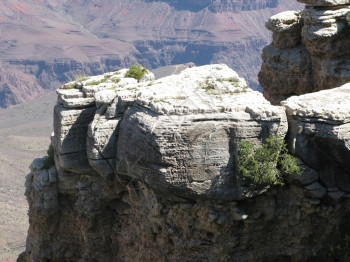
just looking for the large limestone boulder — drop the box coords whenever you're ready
[113,65,288,200]
[53,69,149,175]
[53,64,288,200]
[282,83,350,193]
[265,11,302,49]
[302,5,350,57]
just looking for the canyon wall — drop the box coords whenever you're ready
[19,64,350,261]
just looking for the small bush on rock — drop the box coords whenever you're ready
[346,12,350,26]
[238,135,301,186]
[125,65,148,82]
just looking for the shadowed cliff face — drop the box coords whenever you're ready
[0,0,303,108]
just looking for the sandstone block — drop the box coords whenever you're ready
[282,83,350,193]
[302,5,350,57]
[260,4,350,104]
[259,44,312,104]
[114,65,288,200]
[305,182,327,199]
[53,104,96,173]
[266,11,302,49]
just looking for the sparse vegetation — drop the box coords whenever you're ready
[111,77,121,83]
[228,77,240,87]
[61,82,76,89]
[41,144,55,170]
[228,76,240,83]
[328,226,350,261]
[75,75,88,82]
[238,134,301,186]
[85,80,102,86]
[173,95,186,100]
[201,79,218,94]
[346,12,350,26]
[125,65,148,82]
[200,77,246,95]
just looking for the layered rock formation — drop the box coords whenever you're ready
[259,0,350,104]
[19,65,350,261]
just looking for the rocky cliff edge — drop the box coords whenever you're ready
[19,64,350,261]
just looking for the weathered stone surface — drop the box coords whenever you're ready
[53,104,96,174]
[259,44,312,103]
[304,182,327,198]
[260,2,350,104]
[286,159,319,185]
[52,64,289,198]
[57,88,96,109]
[20,64,350,262]
[107,65,287,199]
[266,11,303,49]
[21,163,350,262]
[302,5,350,57]
[282,83,350,193]
[22,158,60,260]
[116,102,287,200]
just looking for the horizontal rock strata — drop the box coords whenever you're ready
[283,83,350,196]
[259,0,350,104]
[19,65,350,261]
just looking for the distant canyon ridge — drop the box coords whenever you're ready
[0,0,303,108]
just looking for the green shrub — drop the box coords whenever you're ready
[329,234,350,260]
[125,65,148,82]
[85,80,102,86]
[238,135,301,186]
[42,144,55,170]
[75,75,88,82]
[111,77,121,83]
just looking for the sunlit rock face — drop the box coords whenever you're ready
[19,65,350,262]
[259,0,350,104]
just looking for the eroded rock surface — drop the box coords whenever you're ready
[53,64,287,200]
[259,0,350,104]
[19,65,350,261]
[283,83,350,195]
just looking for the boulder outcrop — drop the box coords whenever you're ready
[259,0,350,104]
[283,83,350,196]
[19,65,350,261]
[53,65,287,200]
